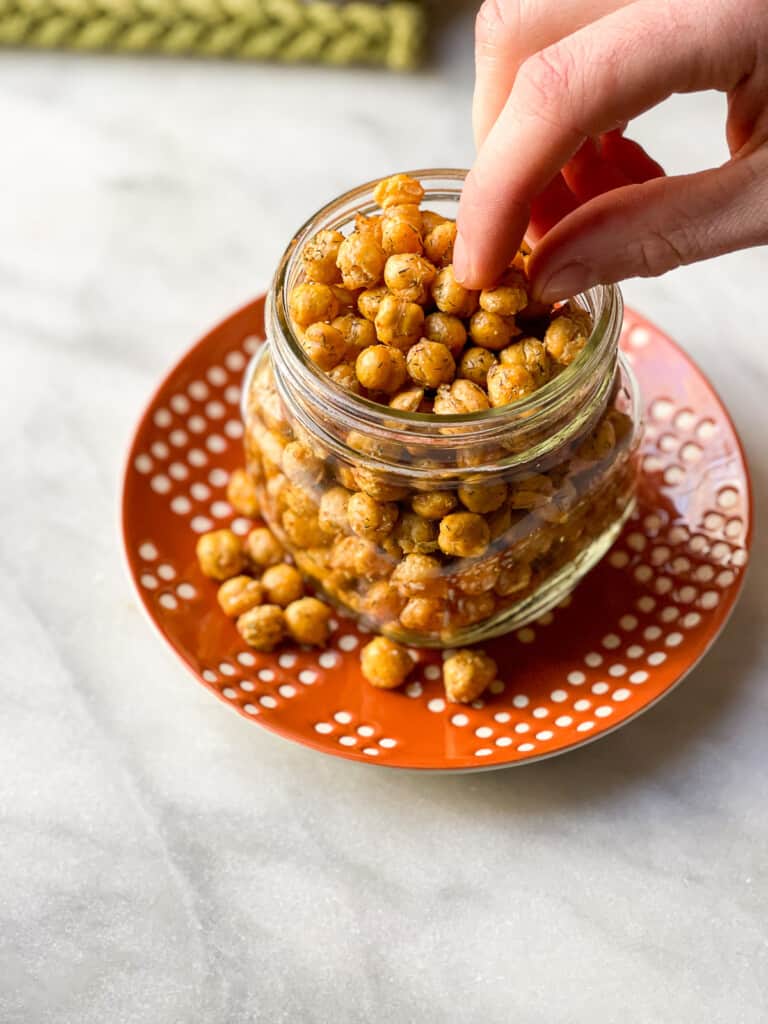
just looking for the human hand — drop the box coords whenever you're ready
[455,0,768,298]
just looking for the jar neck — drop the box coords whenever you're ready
[265,170,623,479]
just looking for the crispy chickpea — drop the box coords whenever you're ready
[391,553,445,596]
[217,575,265,617]
[236,604,285,652]
[469,310,518,351]
[499,337,551,388]
[282,441,325,488]
[354,212,383,242]
[352,466,410,502]
[384,203,422,231]
[226,468,260,518]
[282,509,327,548]
[329,285,360,315]
[495,562,532,596]
[438,512,490,558]
[411,490,458,520]
[455,592,496,626]
[458,480,508,513]
[331,314,377,360]
[479,272,528,316]
[373,173,424,209]
[455,559,499,595]
[362,581,405,624]
[374,295,424,350]
[330,535,394,580]
[423,220,457,267]
[301,322,347,371]
[357,285,388,322]
[389,387,425,412]
[283,484,318,518]
[360,635,414,689]
[537,478,579,524]
[423,312,467,357]
[457,346,497,387]
[486,363,537,407]
[485,505,519,541]
[348,492,399,541]
[544,312,591,366]
[421,210,447,233]
[406,340,456,389]
[284,596,332,646]
[606,408,633,444]
[384,253,436,303]
[336,231,386,291]
[261,563,304,607]
[289,282,339,327]
[355,344,408,393]
[196,529,247,580]
[328,362,362,394]
[381,205,423,256]
[442,649,497,704]
[432,266,480,318]
[395,513,439,555]
[318,485,351,535]
[508,474,553,509]
[245,528,285,572]
[400,597,447,633]
[577,418,616,462]
[302,229,343,284]
[433,379,490,415]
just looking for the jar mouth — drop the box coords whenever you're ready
[268,168,623,454]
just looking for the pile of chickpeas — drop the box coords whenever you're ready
[288,173,592,413]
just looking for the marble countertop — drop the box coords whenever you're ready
[1,11,767,1022]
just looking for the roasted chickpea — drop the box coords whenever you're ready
[196,529,247,580]
[354,212,383,242]
[406,340,456,389]
[469,310,518,351]
[362,581,405,624]
[432,265,480,318]
[457,346,497,387]
[318,485,351,535]
[455,592,496,626]
[328,362,362,394]
[352,466,410,502]
[400,597,447,633]
[606,408,633,445]
[495,562,532,596]
[411,490,458,520]
[383,204,423,231]
[237,604,285,652]
[577,418,616,462]
[455,559,500,595]
[289,282,339,327]
[283,483,318,518]
[438,512,490,558]
[330,535,394,581]
[499,337,551,388]
[336,231,386,290]
[329,284,360,315]
[226,469,260,518]
[391,553,445,596]
[423,312,467,357]
[355,344,408,393]
[301,322,347,371]
[384,253,436,303]
[261,563,304,607]
[395,513,439,555]
[420,210,447,233]
[357,285,388,322]
[544,312,591,366]
[381,215,423,257]
[442,649,497,703]
[374,295,424,350]
[360,635,414,689]
[486,363,537,407]
[479,271,528,316]
[217,576,265,617]
[331,314,377,361]
[302,229,344,284]
[347,492,399,541]
[423,220,457,267]
[458,480,508,513]
[508,474,553,509]
[433,379,490,415]
[373,173,424,209]
[284,596,332,646]
[282,509,327,548]
[389,387,426,412]
[282,441,325,488]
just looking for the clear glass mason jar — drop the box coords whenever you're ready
[242,170,641,647]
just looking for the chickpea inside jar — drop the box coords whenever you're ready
[241,171,641,648]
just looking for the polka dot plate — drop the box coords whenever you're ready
[122,296,752,770]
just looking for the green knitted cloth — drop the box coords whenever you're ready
[0,0,425,68]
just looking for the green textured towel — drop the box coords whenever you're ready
[0,0,425,68]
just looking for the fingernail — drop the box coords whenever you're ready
[535,263,590,303]
[452,230,470,284]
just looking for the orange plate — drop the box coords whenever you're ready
[122,298,753,770]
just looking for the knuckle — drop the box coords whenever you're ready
[635,229,688,278]
[516,44,579,117]
[476,0,521,48]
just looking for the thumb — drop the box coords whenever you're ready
[528,149,768,302]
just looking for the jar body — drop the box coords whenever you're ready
[243,172,641,647]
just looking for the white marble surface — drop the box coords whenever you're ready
[1,11,767,1022]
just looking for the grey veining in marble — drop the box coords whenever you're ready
[1,9,767,1022]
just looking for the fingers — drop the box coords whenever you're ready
[473,0,635,149]
[457,0,751,287]
[527,149,768,300]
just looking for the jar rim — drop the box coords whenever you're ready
[269,168,623,445]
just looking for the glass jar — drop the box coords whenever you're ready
[242,170,641,647]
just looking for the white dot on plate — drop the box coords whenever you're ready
[664,465,685,486]
[577,721,595,732]
[532,707,549,719]
[169,429,188,447]
[153,408,172,427]
[717,487,738,509]
[651,545,671,566]
[690,537,709,556]
[516,628,536,644]
[225,385,241,405]
[697,418,716,440]
[619,615,638,631]
[630,670,649,684]
[279,653,297,668]
[187,416,206,434]
[225,350,246,371]
[357,725,375,737]
[169,462,188,481]
[636,596,656,613]
[612,688,631,702]
[151,474,171,494]
[584,652,603,668]
[595,706,613,718]
[627,532,646,552]
[207,366,227,386]
[333,711,352,725]
[158,593,177,610]
[139,542,158,561]
[151,441,169,459]
[187,449,207,467]
[222,687,237,699]
[475,726,493,739]
[259,695,277,709]
[514,722,530,734]
[170,394,190,414]
[208,468,228,487]
[659,606,679,623]
[648,651,667,666]
[237,652,255,667]
[210,501,232,519]
[644,625,662,641]
[591,682,610,695]
[315,722,333,734]
[451,714,469,727]
[609,551,630,568]
[190,483,211,501]
[732,549,747,567]
[339,735,357,747]
[602,633,621,650]
[496,736,513,747]
[206,435,227,453]
[665,632,683,648]
[517,742,535,752]
[634,565,653,584]
[299,670,318,685]
[279,685,297,698]
[406,682,423,698]
[424,664,441,680]
[258,669,275,682]
[535,730,553,741]
[567,670,586,685]
[489,680,505,695]
[494,711,511,723]
[225,420,243,439]
[627,644,644,659]
[717,570,735,588]
[202,669,217,682]
[651,398,674,421]
[704,512,724,532]
[574,699,591,711]
[140,574,157,590]
[338,635,359,651]
[677,585,697,604]
[240,680,254,692]
[654,577,673,595]
[674,409,696,431]
[682,612,702,629]
[190,516,214,533]
[550,689,568,703]
[379,738,397,749]
[555,715,573,727]
[512,694,529,708]
[537,612,554,626]
[475,748,493,757]
[243,704,259,715]
[205,400,226,420]
[608,664,626,678]
[319,651,338,669]
[231,518,251,536]
[188,380,209,400]
[363,747,379,756]
[171,496,191,515]
[219,661,235,676]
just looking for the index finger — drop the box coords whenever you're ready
[455,0,745,287]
